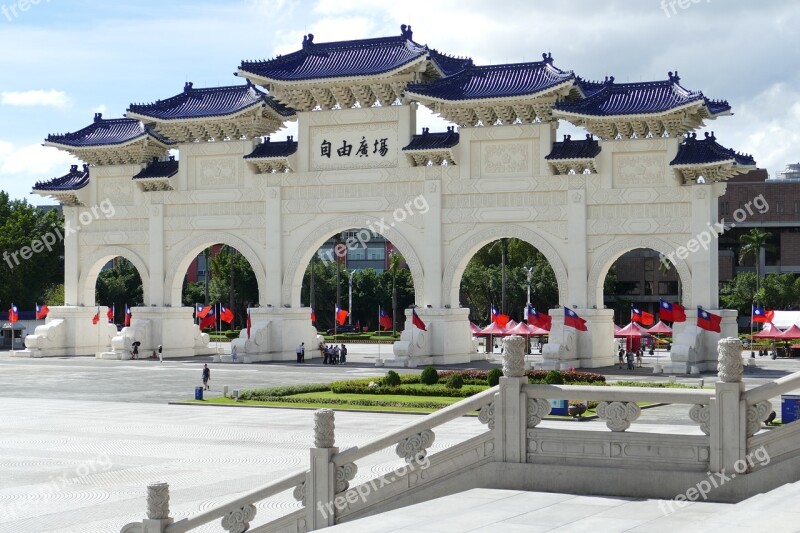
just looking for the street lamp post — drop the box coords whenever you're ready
[348,269,356,325]
[526,266,533,306]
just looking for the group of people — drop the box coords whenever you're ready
[617,348,644,370]
[320,342,347,365]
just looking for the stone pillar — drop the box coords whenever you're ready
[308,409,337,530]
[710,337,745,473]
[566,183,589,309]
[495,336,527,463]
[237,307,318,363]
[389,308,476,366]
[142,481,173,532]
[266,186,282,307]
[421,178,443,308]
[689,184,723,309]
[63,207,79,305]
[148,204,165,306]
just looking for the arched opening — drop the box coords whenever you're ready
[458,238,560,323]
[92,257,144,326]
[179,244,259,331]
[299,228,417,336]
[601,248,687,326]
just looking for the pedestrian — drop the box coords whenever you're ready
[296,342,304,363]
[323,345,330,365]
[131,341,139,360]
[618,348,624,369]
[319,341,325,360]
[231,344,237,363]
[340,344,347,365]
[158,344,163,363]
[636,349,643,368]
[626,351,634,370]
[333,345,340,365]
[202,364,210,390]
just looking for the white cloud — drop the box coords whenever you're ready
[92,104,108,115]
[0,142,78,176]
[1,90,70,108]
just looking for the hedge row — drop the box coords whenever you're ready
[237,395,451,409]
[238,383,332,401]
[526,370,606,384]
[328,382,483,397]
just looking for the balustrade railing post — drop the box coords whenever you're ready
[307,409,338,530]
[710,337,746,473]
[143,482,173,533]
[496,335,528,463]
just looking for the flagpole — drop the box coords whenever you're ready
[750,304,754,356]
[377,305,382,366]
[216,303,220,355]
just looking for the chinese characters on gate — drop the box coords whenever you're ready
[320,136,389,159]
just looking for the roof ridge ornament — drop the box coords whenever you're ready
[401,24,413,40]
[604,76,615,85]
[542,52,553,64]
[302,33,314,51]
[705,131,716,141]
[184,82,193,93]
[94,112,103,123]
[669,71,680,83]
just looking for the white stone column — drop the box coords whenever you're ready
[308,409,337,529]
[63,207,79,305]
[566,184,589,309]
[266,187,282,307]
[495,336,527,463]
[421,178,442,308]
[709,338,745,473]
[389,308,475,366]
[689,184,720,309]
[148,204,164,306]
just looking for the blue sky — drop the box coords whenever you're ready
[1,0,798,205]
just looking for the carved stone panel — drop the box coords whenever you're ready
[310,123,398,171]
[472,140,537,178]
[196,157,238,189]
[613,153,665,187]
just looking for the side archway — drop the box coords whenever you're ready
[166,232,267,307]
[442,225,569,308]
[282,214,425,307]
[78,246,150,306]
[587,236,693,309]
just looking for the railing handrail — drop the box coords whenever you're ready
[524,383,715,405]
[743,371,800,404]
[332,385,497,466]
[164,470,306,533]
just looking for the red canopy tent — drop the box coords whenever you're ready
[479,322,508,336]
[526,323,549,336]
[506,319,518,329]
[777,324,800,340]
[615,322,651,353]
[613,324,622,335]
[752,323,783,339]
[469,322,482,335]
[648,321,672,335]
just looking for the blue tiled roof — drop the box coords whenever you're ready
[671,132,755,167]
[239,25,429,82]
[405,53,575,101]
[403,127,459,151]
[133,157,179,180]
[555,72,731,117]
[244,136,298,159]
[128,81,294,120]
[545,135,601,160]
[33,164,90,191]
[46,114,174,147]
[428,49,473,77]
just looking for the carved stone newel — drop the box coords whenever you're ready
[502,335,526,377]
[147,482,170,520]
[314,408,335,448]
[718,337,743,383]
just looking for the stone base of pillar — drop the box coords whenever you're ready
[232,307,318,363]
[542,308,615,369]
[106,307,214,359]
[20,306,116,357]
[390,308,475,366]
[667,309,738,373]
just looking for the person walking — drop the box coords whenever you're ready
[340,344,347,365]
[332,345,340,365]
[202,364,211,390]
[296,342,305,363]
[636,349,643,368]
[231,344,237,363]
[158,344,163,363]
[618,348,624,369]
[626,351,634,370]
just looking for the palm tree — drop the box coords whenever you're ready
[739,229,774,296]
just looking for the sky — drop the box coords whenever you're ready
[0,0,798,205]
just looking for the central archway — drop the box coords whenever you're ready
[283,214,425,308]
[78,246,150,307]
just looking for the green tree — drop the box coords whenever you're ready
[739,229,774,297]
[96,259,143,322]
[760,273,799,310]
[0,192,64,309]
[182,281,206,308]
[208,247,258,329]
[720,272,758,316]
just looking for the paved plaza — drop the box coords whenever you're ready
[1,346,799,532]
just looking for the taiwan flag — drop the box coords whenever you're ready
[107,305,115,323]
[379,307,392,330]
[631,306,654,326]
[196,304,211,319]
[92,307,100,325]
[563,307,588,331]
[310,309,316,324]
[659,299,686,323]
[124,305,132,327]
[36,303,49,320]
[697,307,722,333]
[412,310,427,331]
[527,305,552,331]
[199,306,216,329]
[752,305,774,324]
[335,305,349,326]
[220,305,234,324]
[491,305,510,328]
[8,304,19,323]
